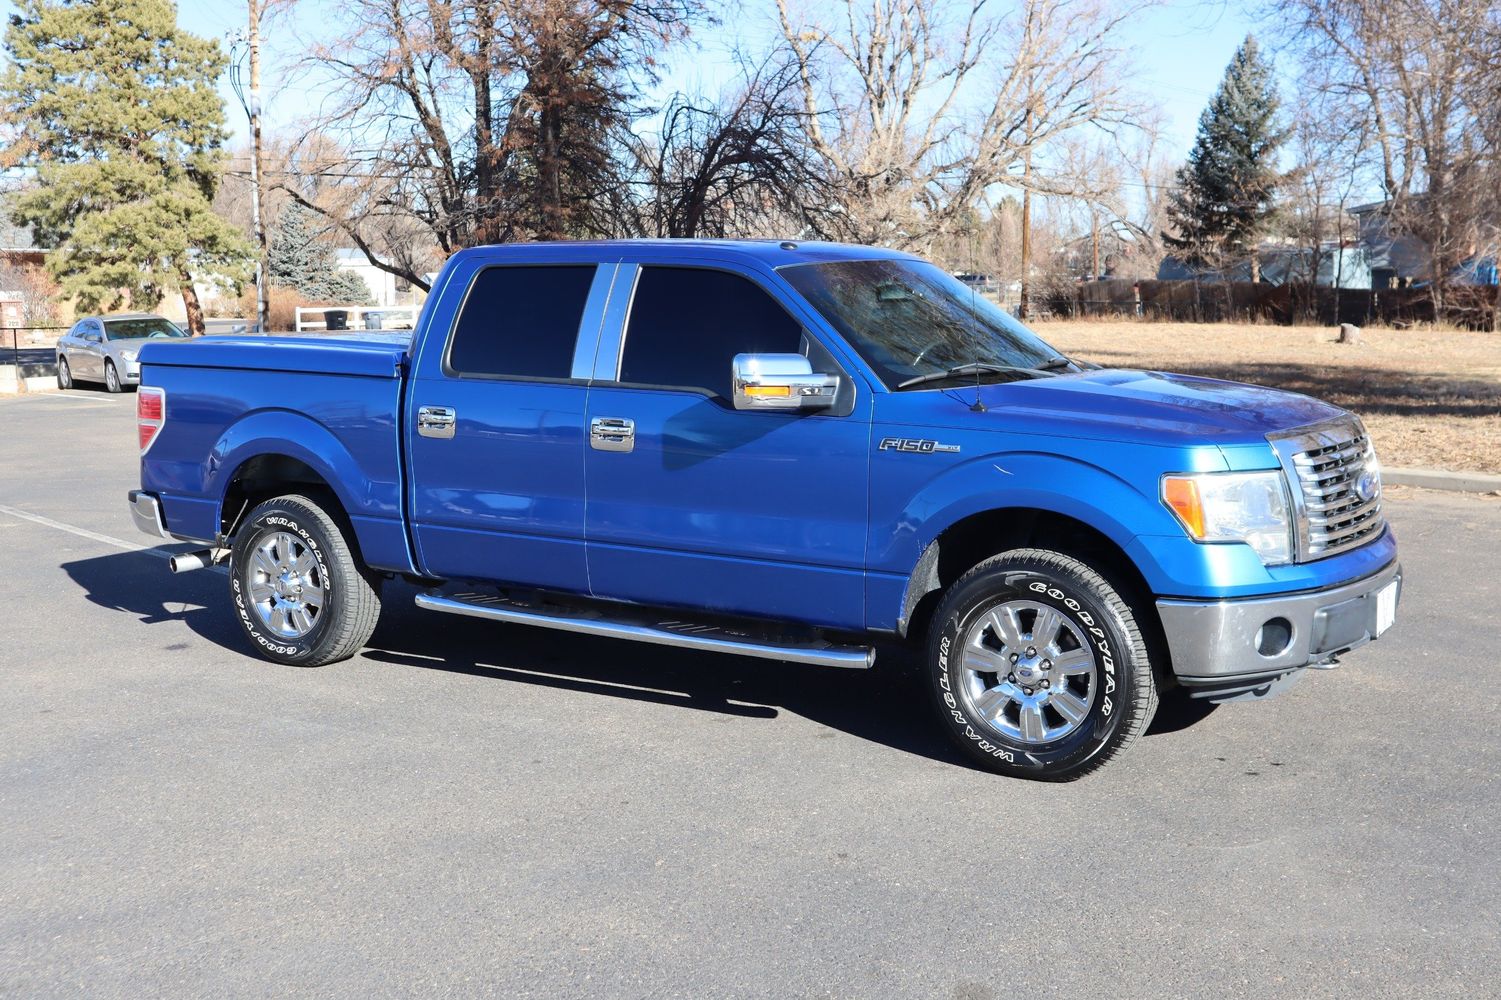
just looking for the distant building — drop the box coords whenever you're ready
[1347,200,1433,287]
[1156,245,1372,288]
[0,291,24,328]
[335,249,430,308]
[0,202,49,270]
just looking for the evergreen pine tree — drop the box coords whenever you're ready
[268,202,373,305]
[0,0,252,333]
[1165,36,1288,277]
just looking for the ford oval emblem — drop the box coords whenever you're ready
[1355,468,1380,503]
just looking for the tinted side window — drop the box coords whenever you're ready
[448,265,596,379]
[619,267,803,400]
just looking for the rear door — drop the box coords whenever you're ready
[582,262,872,629]
[405,257,609,594]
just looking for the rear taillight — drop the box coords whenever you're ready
[138,386,165,453]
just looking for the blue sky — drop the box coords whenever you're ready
[166,0,1264,165]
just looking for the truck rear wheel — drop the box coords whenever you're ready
[927,548,1157,780]
[229,494,382,666]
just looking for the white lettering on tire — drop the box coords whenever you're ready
[943,575,1118,764]
[233,512,334,658]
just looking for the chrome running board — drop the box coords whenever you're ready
[415,591,874,669]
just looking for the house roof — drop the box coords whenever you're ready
[0,193,41,250]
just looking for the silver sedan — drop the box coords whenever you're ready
[55,314,191,392]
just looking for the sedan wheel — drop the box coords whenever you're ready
[56,357,71,390]
[104,360,121,393]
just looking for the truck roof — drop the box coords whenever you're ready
[458,238,919,267]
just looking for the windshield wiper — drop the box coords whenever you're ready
[1037,356,1075,371]
[896,363,1043,390]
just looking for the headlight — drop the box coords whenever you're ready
[1161,471,1292,566]
[121,350,138,362]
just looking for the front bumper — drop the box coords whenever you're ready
[1157,560,1402,699]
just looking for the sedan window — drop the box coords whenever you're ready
[103,317,188,341]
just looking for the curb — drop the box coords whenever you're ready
[0,375,57,395]
[1384,467,1501,494]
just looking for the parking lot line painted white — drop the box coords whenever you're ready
[0,502,232,575]
[0,391,113,405]
[0,502,153,551]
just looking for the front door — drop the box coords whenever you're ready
[406,261,604,594]
[583,264,871,630]
[68,321,104,380]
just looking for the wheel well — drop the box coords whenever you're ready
[219,455,342,539]
[900,508,1164,659]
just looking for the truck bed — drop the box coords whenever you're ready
[136,333,415,574]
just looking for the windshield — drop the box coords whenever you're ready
[104,317,188,341]
[780,259,1062,389]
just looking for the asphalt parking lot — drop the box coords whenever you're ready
[2,387,1498,998]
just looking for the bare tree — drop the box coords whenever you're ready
[628,49,830,239]
[1055,124,1175,280]
[0,258,61,327]
[282,0,702,291]
[1285,109,1365,297]
[1271,0,1499,309]
[775,0,1146,252]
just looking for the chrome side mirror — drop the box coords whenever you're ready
[732,353,839,411]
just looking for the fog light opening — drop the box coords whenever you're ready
[1256,617,1293,658]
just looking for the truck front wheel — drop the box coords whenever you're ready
[927,548,1158,780]
[228,494,382,666]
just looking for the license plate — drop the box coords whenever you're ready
[1374,580,1399,637]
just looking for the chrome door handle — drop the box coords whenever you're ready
[417,405,457,439]
[590,416,635,453]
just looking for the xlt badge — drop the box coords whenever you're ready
[878,437,961,454]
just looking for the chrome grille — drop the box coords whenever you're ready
[1271,421,1387,562]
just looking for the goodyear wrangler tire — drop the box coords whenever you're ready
[229,494,382,666]
[927,549,1157,780]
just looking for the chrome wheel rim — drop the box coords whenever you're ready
[958,599,1097,745]
[58,360,69,386]
[246,531,325,639]
[105,364,118,390]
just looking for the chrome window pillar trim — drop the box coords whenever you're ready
[590,263,640,382]
[570,263,618,381]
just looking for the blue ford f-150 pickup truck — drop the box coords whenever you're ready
[128,239,1401,780]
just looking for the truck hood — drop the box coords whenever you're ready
[889,369,1349,446]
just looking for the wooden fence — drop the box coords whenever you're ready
[1044,280,1500,329]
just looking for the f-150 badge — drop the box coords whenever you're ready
[878,437,961,454]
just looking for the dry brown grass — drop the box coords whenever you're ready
[1031,319,1501,475]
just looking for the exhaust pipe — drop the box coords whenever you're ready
[169,549,218,574]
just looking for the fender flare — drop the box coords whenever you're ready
[886,452,1177,630]
[207,408,401,530]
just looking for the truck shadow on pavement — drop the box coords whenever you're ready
[63,551,1216,772]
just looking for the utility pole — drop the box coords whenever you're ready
[246,0,268,334]
[1017,52,1037,321]
[1091,209,1100,281]
[1018,131,1033,320]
